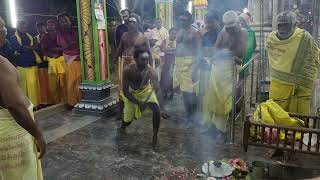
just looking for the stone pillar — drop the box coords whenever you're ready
[155,0,174,30]
[74,0,118,116]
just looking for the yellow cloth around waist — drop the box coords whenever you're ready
[17,66,40,107]
[173,56,199,93]
[253,99,304,140]
[270,79,312,114]
[48,56,66,75]
[122,83,159,122]
[66,61,82,106]
[207,60,233,115]
[0,104,43,180]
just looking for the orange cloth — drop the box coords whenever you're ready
[48,56,67,104]
[38,68,52,105]
[66,61,82,106]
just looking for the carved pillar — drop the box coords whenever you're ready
[75,0,118,116]
[155,0,174,30]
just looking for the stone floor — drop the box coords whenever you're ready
[36,95,320,180]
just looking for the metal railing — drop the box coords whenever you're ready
[230,52,261,143]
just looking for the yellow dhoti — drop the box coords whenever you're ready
[38,68,52,105]
[0,104,43,180]
[173,56,199,93]
[48,56,67,104]
[270,80,312,114]
[17,66,40,107]
[203,60,233,132]
[65,61,82,106]
[122,84,159,123]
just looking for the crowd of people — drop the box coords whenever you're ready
[0,13,82,111]
[113,8,320,149]
[113,8,258,147]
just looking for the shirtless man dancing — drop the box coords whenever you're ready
[120,48,168,150]
[114,14,152,119]
[174,10,201,125]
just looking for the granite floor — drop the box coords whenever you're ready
[36,95,320,180]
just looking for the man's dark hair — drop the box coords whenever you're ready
[120,8,131,15]
[134,48,148,59]
[36,21,45,28]
[180,10,193,21]
[57,12,69,20]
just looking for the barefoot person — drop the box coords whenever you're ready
[120,48,168,149]
[204,11,247,140]
[114,14,152,119]
[173,10,201,125]
[0,17,46,179]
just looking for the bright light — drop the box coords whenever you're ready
[9,0,17,28]
[121,0,126,10]
[243,8,249,14]
[187,1,193,14]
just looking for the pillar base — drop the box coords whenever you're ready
[73,81,119,117]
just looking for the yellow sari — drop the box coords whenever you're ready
[267,28,320,114]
